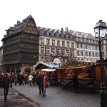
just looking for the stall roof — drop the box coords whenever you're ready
[33,61,50,70]
[41,68,56,72]
[33,61,59,70]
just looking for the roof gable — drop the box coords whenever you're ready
[6,15,39,36]
[22,15,39,35]
[33,61,50,70]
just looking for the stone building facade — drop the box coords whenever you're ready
[38,27,99,65]
[38,27,75,65]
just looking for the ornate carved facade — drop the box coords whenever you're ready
[2,15,39,72]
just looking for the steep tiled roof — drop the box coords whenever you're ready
[7,15,34,35]
[37,27,74,39]
[69,30,94,39]
[37,26,95,40]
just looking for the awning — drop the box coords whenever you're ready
[41,68,56,72]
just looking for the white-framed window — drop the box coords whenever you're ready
[85,51,88,56]
[62,48,66,55]
[51,47,56,55]
[66,49,70,55]
[46,38,50,45]
[57,40,60,46]
[62,41,65,47]
[80,44,82,48]
[40,47,45,54]
[46,47,50,54]
[40,38,44,45]
[92,52,95,57]
[67,41,70,47]
[95,45,98,50]
[52,39,55,46]
[89,52,91,56]
[77,43,79,48]
[81,50,83,56]
[85,44,88,49]
[77,50,79,56]
[71,42,74,48]
[57,48,61,56]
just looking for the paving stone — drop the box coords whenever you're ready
[0,88,39,107]
[13,84,100,107]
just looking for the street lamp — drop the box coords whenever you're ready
[94,20,107,107]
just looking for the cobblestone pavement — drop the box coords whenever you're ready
[13,84,100,107]
[0,87,39,107]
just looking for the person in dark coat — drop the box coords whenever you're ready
[73,75,79,93]
[0,75,2,87]
[37,72,48,97]
[17,73,24,85]
[37,72,44,95]
[3,73,10,101]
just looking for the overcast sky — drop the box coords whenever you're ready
[0,0,107,46]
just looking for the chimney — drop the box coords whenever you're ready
[17,21,20,25]
[61,28,63,32]
[65,27,68,32]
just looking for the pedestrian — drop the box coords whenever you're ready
[28,74,33,86]
[2,73,10,101]
[37,72,44,95]
[17,73,23,85]
[9,74,14,88]
[14,74,17,85]
[37,72,48,97]
[32,72,37,86]
[72,75,79,93]
[23,73,28,84]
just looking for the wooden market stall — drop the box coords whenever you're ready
[32,59,107,91]
[55,65,95,88]
[55,59,107,91]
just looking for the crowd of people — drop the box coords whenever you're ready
[0,69,81,101]
[0,71,48,101]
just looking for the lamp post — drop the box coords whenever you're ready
[94,20,107,107]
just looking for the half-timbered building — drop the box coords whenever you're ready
[2,15,39,72]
